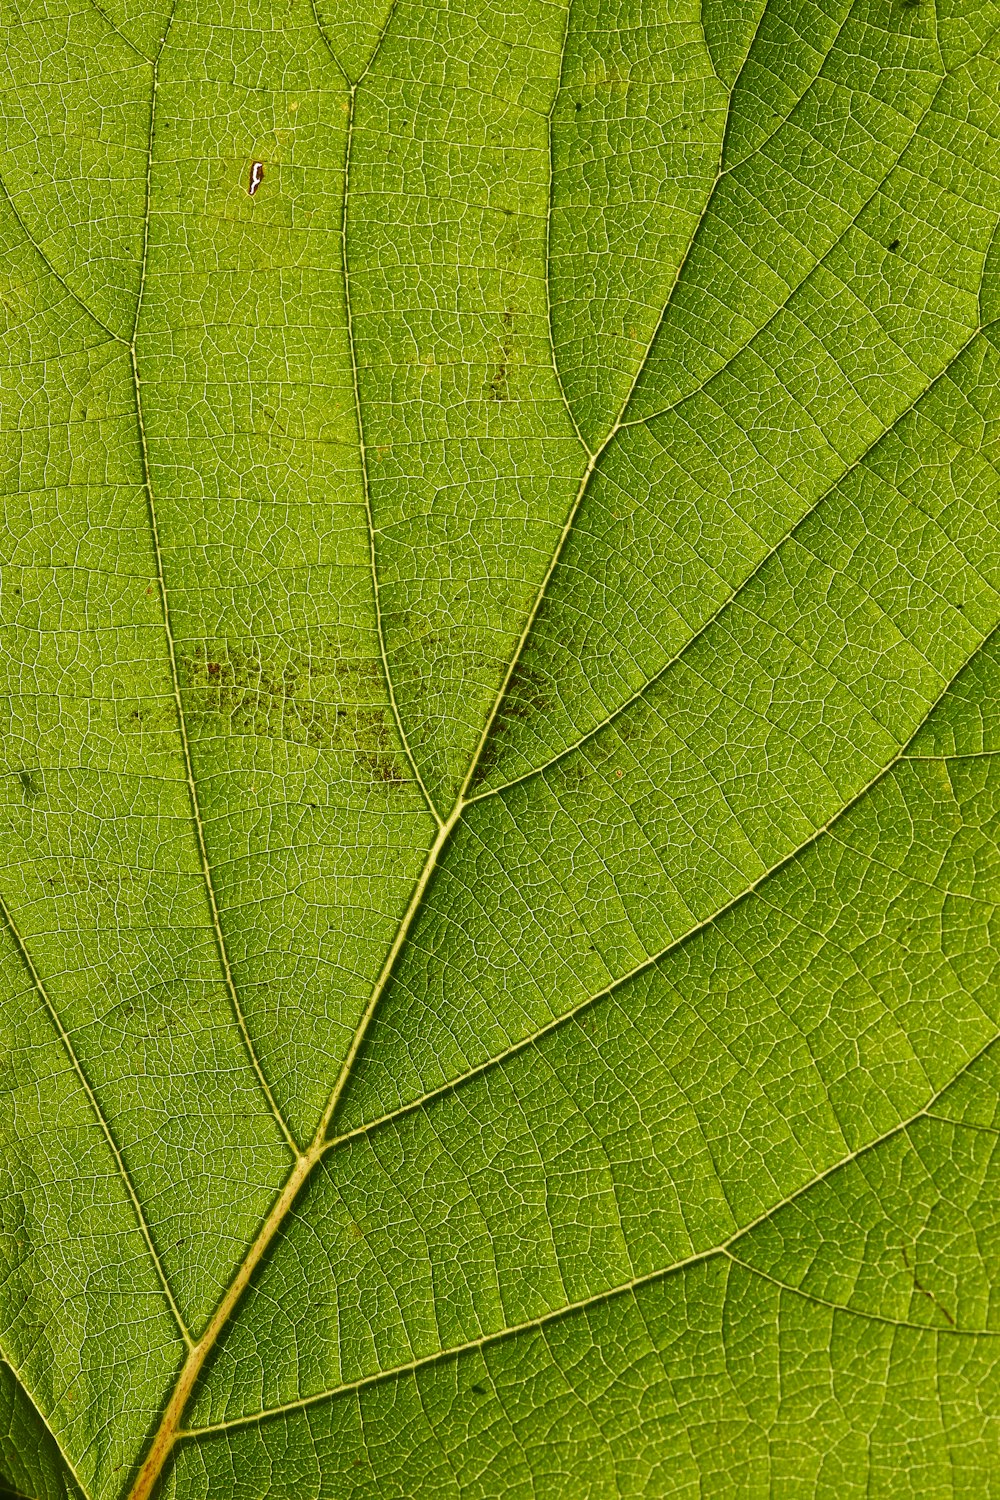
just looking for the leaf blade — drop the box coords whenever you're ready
[2,0,999,1495]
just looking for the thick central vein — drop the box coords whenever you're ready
[124,0,945,1489]
[321,610,1000,1158]
[121,0,774,1480]
[126,459,1000,1493]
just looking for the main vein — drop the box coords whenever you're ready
[130,587,998,1494]
[121,0,942,1490]
[323,612,1000,1156]
[124,0,590,1480]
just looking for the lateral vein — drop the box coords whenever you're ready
[465,319,987,806]
[128,10,299,1158]
[0,1351,93,1499]
[0,889,192,1348]
[617,67,951,436]
[121,11,425,1493]
[723,1254,983,1336]
[324,614,1000,1157]
[543,0,590,455]
[0,169,126,345]
[113,12,992,1498]
[181,1023,1000,1440]
[339,75,442,824]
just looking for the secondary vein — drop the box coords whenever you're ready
[180,1026,1000,1440]
[339,72,442,823]
[0,889,192,1348]
[319,616,1000,1159]
[116,7,985,1494]
[128,9,300,1158]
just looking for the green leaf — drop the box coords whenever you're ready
[2,0,999,1495]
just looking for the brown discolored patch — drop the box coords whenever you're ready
[353,706,409,785]
[473,657,554,785]
[178,638,408,784]
[487,309,515,402]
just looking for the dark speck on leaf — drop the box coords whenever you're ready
[888,238,901,251]
[471,1384,486,1395]
[179,640,406,781]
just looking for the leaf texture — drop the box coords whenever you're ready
[1,0,999,1495]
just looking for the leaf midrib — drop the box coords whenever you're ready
[120,438,1000,1498]
[326,614,1000,1152]
[1,2,990,1494]
[119,0,715,1476]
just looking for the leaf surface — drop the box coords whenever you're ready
[1,0,1000,1495]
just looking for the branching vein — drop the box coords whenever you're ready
[181,1021,1000,1439]
[128,11,300,1159]
[0,889,192,1348]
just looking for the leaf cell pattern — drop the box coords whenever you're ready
[1,0,1000,1496]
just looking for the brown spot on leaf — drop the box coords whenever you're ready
[473,659,553,784]
[487,310,516,401]
[179,638,408,785]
